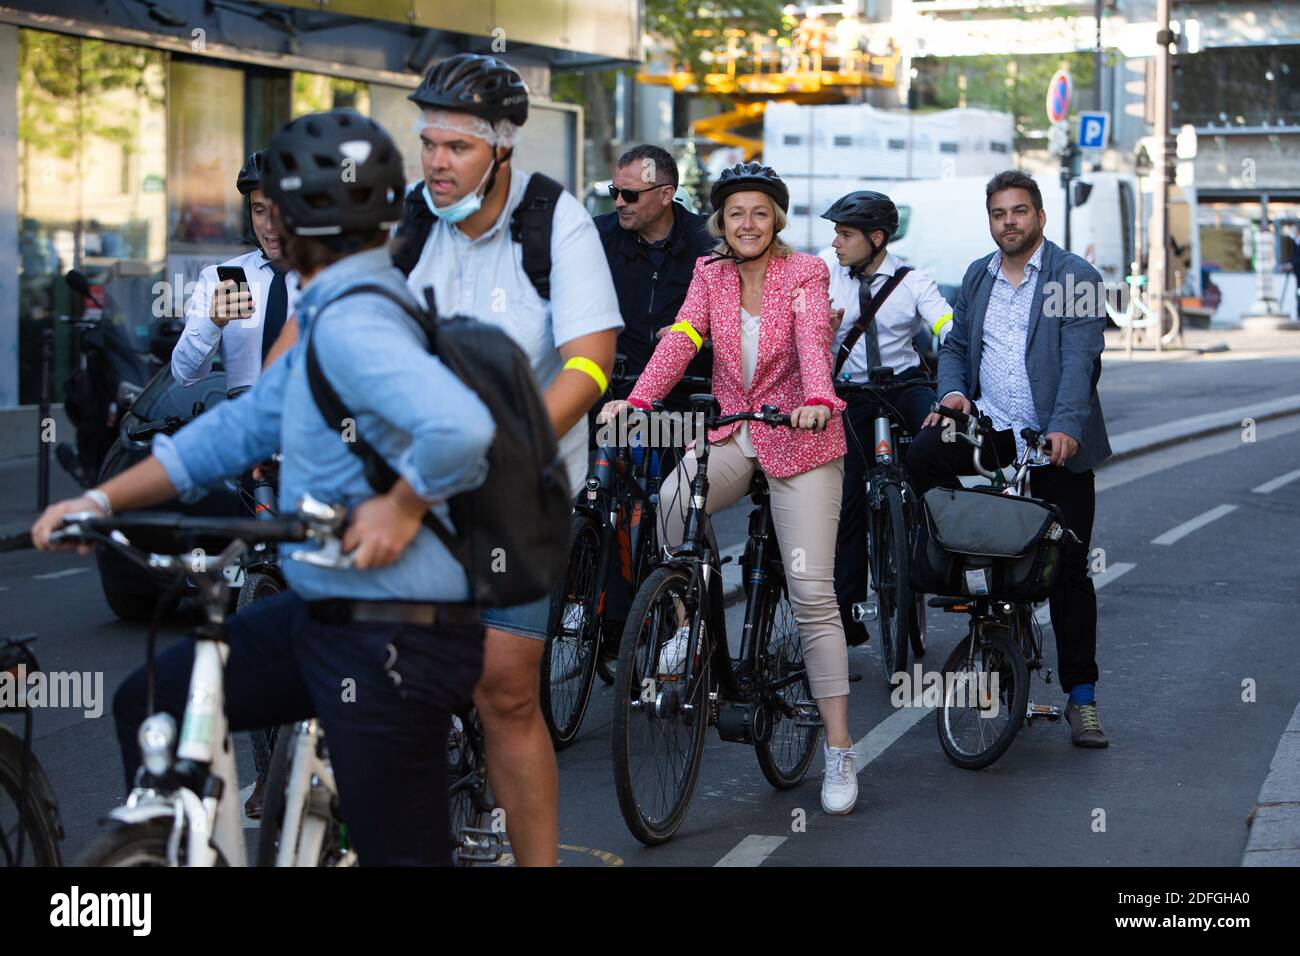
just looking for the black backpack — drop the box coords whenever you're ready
[303,282,570,608]
[391,173,564,299]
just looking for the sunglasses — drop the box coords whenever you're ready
[608,182,671,204]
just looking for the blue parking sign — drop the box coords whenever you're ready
[1078,111,1109,150]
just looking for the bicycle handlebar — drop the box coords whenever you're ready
[48,495,350,575]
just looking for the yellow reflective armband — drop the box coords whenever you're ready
[668,321,703,351]
[563,356,608,394]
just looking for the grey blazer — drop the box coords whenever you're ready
[937,238,1111,473]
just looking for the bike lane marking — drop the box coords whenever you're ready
[1252,467,1300,495]
[31,568,91,581]
[713,560,1141,866]
[1151,504,1238,546]
[1033,561,1136,627]
[714,834,787,867]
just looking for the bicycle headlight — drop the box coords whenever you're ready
[139,713,177,777]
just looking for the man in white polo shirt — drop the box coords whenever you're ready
[819,190,952,647]
[394,53,622,866]
[172,149,300,395]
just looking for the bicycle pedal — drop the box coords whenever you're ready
[850,601,878,623]
[1026,702,1062,722]
[792,700,823,728]
[457,826,504,864]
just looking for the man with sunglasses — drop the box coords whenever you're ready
[594,145,713,415]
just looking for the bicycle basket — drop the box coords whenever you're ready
[909,486,1068,603]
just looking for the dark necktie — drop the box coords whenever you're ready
[261,266,288,361]
[857,272,883,372]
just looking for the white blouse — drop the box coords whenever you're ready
[735,306,761,457]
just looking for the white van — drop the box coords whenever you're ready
[801,172,1141,291]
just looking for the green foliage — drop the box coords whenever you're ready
[916,50,1102,143]
[18,31,164,161]
[645,0,791,75]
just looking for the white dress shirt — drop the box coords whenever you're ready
[973,242,1044,457]
[172,249,301,391]
[405,168,624,494]
[821,249,953,383]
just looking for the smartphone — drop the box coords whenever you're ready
[216,265,249,286]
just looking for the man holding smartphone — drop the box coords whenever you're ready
[171,149,301,393]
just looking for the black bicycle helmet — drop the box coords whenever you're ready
[236,148,267,196]
[263,110,405,236]
[820,190,899,239]
[408,53,529,127]
[710,161,790,214]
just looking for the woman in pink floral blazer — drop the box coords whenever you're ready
[598,162,859,816]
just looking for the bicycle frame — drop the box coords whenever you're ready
[578,441,660,626]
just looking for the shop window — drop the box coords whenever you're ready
[17,29,166,404]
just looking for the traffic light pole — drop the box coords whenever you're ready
[1150,0,1173,353]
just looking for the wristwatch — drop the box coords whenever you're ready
[84,488,112,516]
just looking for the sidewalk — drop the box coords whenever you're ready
[1243,702,1300,866]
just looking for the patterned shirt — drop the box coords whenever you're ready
[977,241,1043,457]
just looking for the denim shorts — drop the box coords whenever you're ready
[480,592,551,641]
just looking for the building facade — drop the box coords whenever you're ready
[0,0,639,412]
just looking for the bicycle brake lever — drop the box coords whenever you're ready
[288,536,354,571]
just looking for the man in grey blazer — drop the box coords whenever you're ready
[907,170,1111,747]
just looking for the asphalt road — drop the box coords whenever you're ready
[6,410,1299,866]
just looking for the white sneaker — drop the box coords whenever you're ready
[820,744,859,815]
[657,625,691,675]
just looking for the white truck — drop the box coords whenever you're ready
[796,172,1145,291]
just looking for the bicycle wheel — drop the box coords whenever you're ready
[910,594,927,660]
[447,709,495,867]
[238,572,283,770]
[874,483,911,686]
[754,578,820,789]
[1159,298,1181,346]
[256,723,350,867]
[541,515,604,749]
[0,725,62,866]
[936,623,1029,770]
[612,566,710,846]
[77,819,175,866]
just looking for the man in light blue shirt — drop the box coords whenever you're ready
[33,111,494,865]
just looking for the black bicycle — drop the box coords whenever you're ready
[925,405,1073,770]
[540,357,709,748]
[0,637,64,867]
[836,368,928,686]
[611,397,821,845]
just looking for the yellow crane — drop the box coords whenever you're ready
[637,21,899,160]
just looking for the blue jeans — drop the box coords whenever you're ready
[112,590,484,866]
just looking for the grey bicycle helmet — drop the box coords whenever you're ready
[820,190,899,239]
[710,162,790,214]
[408,53,529,127]
[821,190,899,272]
[263,109,405,237]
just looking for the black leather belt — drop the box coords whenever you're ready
[307,599,480,628]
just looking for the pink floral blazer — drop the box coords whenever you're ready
[628,251,846,478]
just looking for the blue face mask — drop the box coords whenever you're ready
[424,160,495,224]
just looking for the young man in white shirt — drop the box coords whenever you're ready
[819,190,953,647]
[171,149,300,395]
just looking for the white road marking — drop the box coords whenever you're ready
[714,834,787,867]
[1151,504,1238,546]
[1034,561,1137,626]
[1252,467,1300,495]
[31,568,90,581]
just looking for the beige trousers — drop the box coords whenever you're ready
[658,437,849,699]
